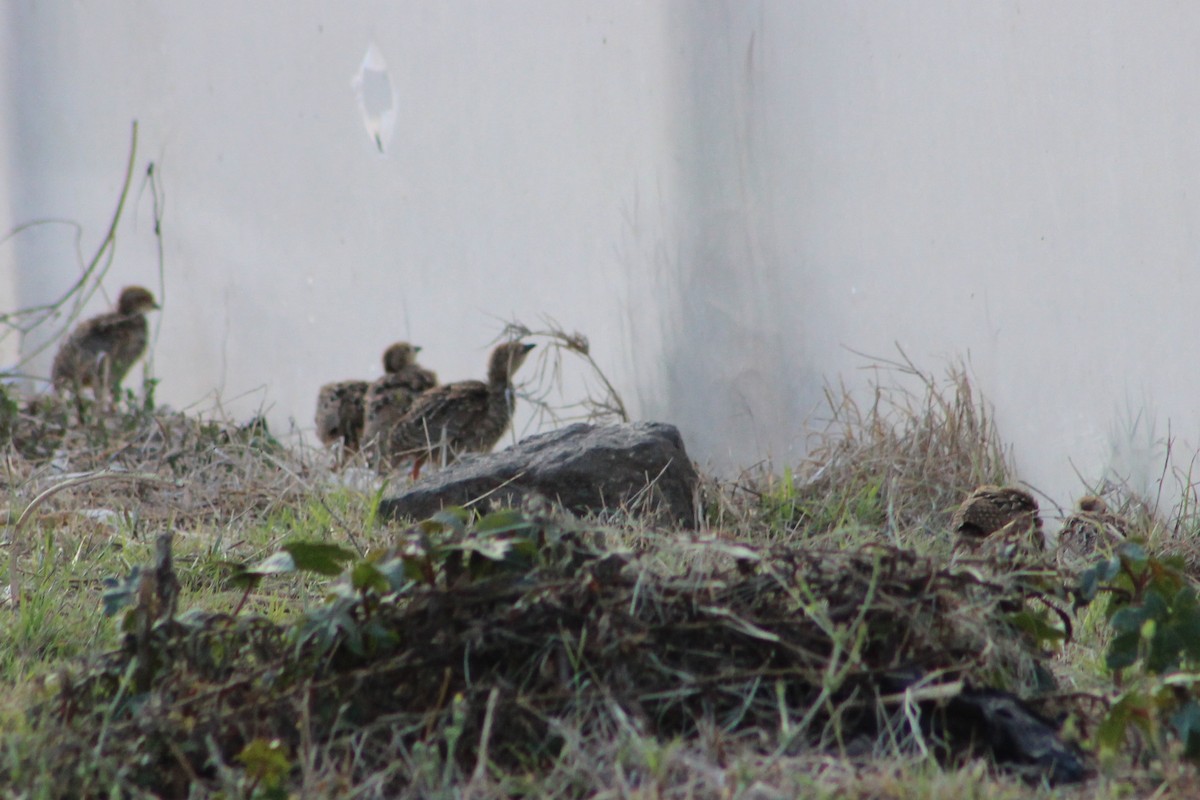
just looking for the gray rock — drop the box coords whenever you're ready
[378,422,699,526]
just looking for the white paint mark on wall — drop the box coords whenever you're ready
[352,42,397,155]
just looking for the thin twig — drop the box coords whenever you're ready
[467,686,501,795]
[12,469,175,538]
[6,120,142,372]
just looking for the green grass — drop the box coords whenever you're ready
[0,366,1194,798]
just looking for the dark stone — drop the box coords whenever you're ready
[881,671,1086,784]
[945,687,1086,784]
[379,422,699,526]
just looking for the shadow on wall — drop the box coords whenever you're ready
[634,3,824,472]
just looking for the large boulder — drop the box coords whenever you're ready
[378,421,699,526]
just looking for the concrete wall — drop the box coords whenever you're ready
[4,2,1199,509]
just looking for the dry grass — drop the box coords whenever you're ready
[7,395,308,527]
[8,516,1067,798]
[0,346,1191,798]
[501,318,630,432]
[704,348,1011,557]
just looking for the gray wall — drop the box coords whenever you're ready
[4,2,1198,508]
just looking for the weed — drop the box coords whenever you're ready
[0,337,1194,796]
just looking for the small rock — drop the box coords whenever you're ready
[379,422,699,526]
[937,687,1086,784]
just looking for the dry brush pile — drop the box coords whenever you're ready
[2,390,311,533]
[8,355,1168,797]
[8,501,1081,798]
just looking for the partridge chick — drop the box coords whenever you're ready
[361,343,437,465]
[316,341,429,454]
[952,484,1046,557]
[387,340,535,478]
[51,285,159,397]
[1056,495,1127,572]
[314,380,369,452]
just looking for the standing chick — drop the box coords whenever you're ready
[51,285,159,398]
[1056,495,1127,571]
[387,340,535,478]
[361,343,438,465]
[315,341,428,454]
[314,380,370,453]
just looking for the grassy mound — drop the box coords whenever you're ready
[0,358,1193,798]
[13,506,1067,798]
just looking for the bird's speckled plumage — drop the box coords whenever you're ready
[1056,496,1127,571]
[952,484,1045,557]
[316,342,431,453]
[51,286,159,397]
[314,380,370,451]
[386,341,535,477]
[952,485,1041,538]
[361,343,437,464]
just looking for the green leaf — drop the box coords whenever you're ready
[1097,691,1153,769]
[361,619,400,652]
[1147,570,1186,604]
[1162,553,1190,573]
[350,561,389,594]
[251,551,297,576]
[236,737,291,788]
[1097,555,1123,581]
[452,537,518,562]
[1143,589,1170,622]
[1173,700,1200,761]
[474,509,533,535]
[424,507,471,534]
[1077,567,1101,603]
[1118,541,1149,573]
[445,531,537,577]
[1096,694,1132,755]
[1107,630,1141,671]
[508,536,540,560]
[365,555,414,590]
[217,560,264,590]
[323,583,360,603]
[100,568,141,617]
[400,554,432,584]
[1110,605,1151,636]
[282,541,356,575]
[296,601,361,656]
[1079,556,1122,603]
[1173,586,1198,614]
[1147,622,1182,674]
[1162,672,1200,688]
[1178,609,1200,664]
[1007,609,1067,644]
[337,607,364,656]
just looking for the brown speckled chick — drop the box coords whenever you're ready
[952,484,1045,556]
[315,380,369,452]
[361,343,437,464]
[386,340,535,478]
[315,342,429,454]
[51,286,159,397]
[1056,496,1127,571]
